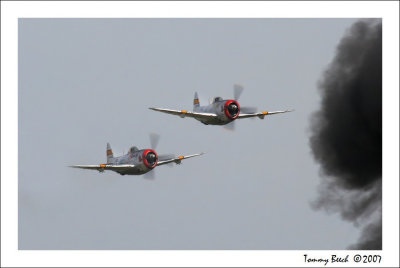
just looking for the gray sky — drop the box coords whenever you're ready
[19,18,360,249]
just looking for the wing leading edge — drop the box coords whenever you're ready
[149,107,217,120]
[238,109,294,119]
[70,164,136,172]
[157,152,205,166]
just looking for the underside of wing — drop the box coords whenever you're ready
[70,164,136,172]
[157,152,204,166]
[238,109,294,119]
[149,107,217,120]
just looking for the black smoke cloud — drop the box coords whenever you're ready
[310,19,382,250]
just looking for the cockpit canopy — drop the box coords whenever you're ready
[129,146,139,153]
[213,97,223,103]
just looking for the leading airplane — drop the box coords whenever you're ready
[149,84,293,130]
[70,134,204,179]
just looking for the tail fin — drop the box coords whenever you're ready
[193,92,200,108]
[106,143,114,163]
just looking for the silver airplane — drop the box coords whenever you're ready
[70,134,204,178]
[149,84,293,130]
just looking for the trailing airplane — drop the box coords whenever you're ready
[149,84,293,130]
[70,134,204,179]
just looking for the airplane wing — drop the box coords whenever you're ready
[157,152,204,166]
[70,164,136,173]
[237,109,294,119]
[149,107,217,120]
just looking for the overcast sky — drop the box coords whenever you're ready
[19,18,360,249]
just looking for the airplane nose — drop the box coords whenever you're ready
[228,103,238,116]
[146,152,157,164]
[143,150,158,169]
[224,100,240,120]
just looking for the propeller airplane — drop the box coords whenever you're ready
[149,84,293,130]
[70,134,204,179]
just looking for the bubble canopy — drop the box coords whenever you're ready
[129,146,139,153]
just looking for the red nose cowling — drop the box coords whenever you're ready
[143,149,158,169]
[224,100,240,120]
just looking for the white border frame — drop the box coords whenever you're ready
[1,1,399,267]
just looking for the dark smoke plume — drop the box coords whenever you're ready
[310,19,382,250]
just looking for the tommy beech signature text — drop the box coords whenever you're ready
[304,254,349,266]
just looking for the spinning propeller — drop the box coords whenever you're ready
[144,133,175,180]
[223,84,258,131]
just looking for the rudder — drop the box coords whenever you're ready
[193,92,200,108]
[106,143,114,163]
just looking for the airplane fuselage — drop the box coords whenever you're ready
[106,148,157,175]
[193,98,240,125]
